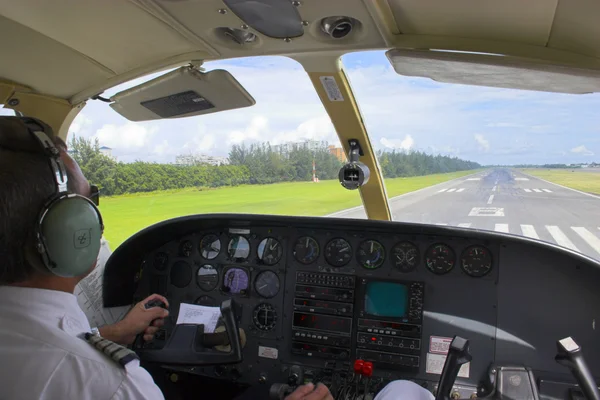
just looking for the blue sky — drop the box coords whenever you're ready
[17,50,600,166]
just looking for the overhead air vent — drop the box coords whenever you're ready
[320,16,357,39]
[216,27,257,45]
[222,0,304,39]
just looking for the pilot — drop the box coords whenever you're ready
[0,117,334,400]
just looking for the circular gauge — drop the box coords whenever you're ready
[461,246,493,277]
[179,240,193,257]
[153,252,169,271]
[357,240,385,269]
[253,303,277,331]
[254,270,280,298]
[227,236,250,260]
[425,244,456,275]
[222,267,249,294]
[391,242,420,273]
[293,236,320,264]
[196,264,219,291]
[257,238,283,265]
[200,234,221,260]
[325,238,352,267]
[195,295,216,306]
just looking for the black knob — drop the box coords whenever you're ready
[288,373,299,385]
[259,374,268,384]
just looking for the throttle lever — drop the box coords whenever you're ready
[556,337,600,400]
[435,336,472,400]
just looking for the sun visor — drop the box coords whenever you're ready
[109,67,255,121]
[386,49,600,94]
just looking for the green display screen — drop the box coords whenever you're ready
[364,281,408,318]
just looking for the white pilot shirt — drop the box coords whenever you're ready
[0,286,165,400]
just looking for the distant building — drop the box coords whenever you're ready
[328,145,347,162]
[272,139,329,157]
[175,154,229,166]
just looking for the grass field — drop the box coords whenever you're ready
[101,170,479,248]
[520,168,600,195]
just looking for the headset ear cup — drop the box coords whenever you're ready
[39,195,103,277]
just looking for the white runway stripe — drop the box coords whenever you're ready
[542,189,552,193]
[447,188,456,193]
[492,185,497,191]
[435,223,448,226]
[520,225,539,239]
[571,227,600,255]
[524,189,532,193]
[438,188,448,193]
[515,178,529,181]
[494,224,509,233]
[533,189,542,193]
[466,178,480,181]
[456,188,465,192]
[546,226,579,251]
[487,195,494,205]
[458,223,472,228]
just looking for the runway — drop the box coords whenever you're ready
[330,169,600,262]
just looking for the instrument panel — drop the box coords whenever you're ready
[103,214,600,396]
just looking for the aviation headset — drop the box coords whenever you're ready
[0,117,104,278]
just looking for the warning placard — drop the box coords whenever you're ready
[426,353,470,378]
[258,346,279,360]
[430,336,452,354]
[319,76,344,102]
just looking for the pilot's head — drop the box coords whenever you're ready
[0,117,101,288]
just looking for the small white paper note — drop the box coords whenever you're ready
[176,303,221,333]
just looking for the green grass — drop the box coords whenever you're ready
[101,170,479,248]
[520,168,600,195]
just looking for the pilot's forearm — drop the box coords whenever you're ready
[99,323,126,345]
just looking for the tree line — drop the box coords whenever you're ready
[69,137,480,197]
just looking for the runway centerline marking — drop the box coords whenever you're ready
[515,178,529,181]
[542,189,552,193]
[524,189,532,193]
[435,223,448,226]
[572,227,600,255]
[520,225,539,239]
[447,188,456,192]
[533,189,542,193]
[466,178,480,181]
[468,207,505,217]
[487,195,494,205]
[437,188,448,193]
[546,226,579,252]
[456,188,465,192]
[492,186,497,192]
[458,223,472,228]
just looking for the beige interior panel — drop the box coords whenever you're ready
[0,15,113,99]
[306,63,391,221]
[548,0,600,58]
[4,91,79,139]
[387,0,558,45]
[0,0,199,74]
[155,0,386,57]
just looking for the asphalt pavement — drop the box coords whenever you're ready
[329,169,600,261]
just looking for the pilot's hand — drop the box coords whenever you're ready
[103,294,170,345]
[285,383,333,400]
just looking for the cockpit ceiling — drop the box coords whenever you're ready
[1,0,600,102]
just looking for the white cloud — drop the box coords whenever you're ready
[486,122,521,128]
[94,122,158,149]
[571,145,594,156]
[70,112,93,135]
[380,135,414,151]
[474,134,490,152]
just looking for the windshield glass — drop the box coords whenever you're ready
[67,57,361,248]
[342,50,600,262]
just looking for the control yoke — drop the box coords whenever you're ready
[556,337,600,400]
[436,336,472,400]
[136,299,243,365]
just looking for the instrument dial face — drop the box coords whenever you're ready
[357,240,385,269]
[425,243,456,275]
[257,238,283,265]
[222,267,249,295]
[200,234,221,260]
[253,303,277,331]
[461,245,493,277]
[196,264,219,291]
[195,295,216,307]
[325,238,352,267]
[293,236,320,264]
[153,252,169,271]
[227,236,250,260]
[391,242,420,272]
[254,270,280,298]
[179,240,193,257]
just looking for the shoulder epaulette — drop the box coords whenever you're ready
[82,333,139,368]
